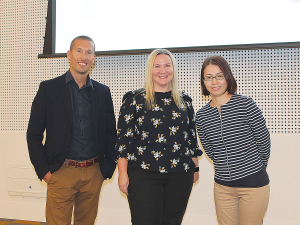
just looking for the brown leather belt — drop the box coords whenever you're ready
[64,157,99,168]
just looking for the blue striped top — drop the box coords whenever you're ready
[196,94,270,181]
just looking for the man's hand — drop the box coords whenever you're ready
[43,171,51,184]
[194,171,199,183]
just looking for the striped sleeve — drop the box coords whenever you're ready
[245,97,271,168]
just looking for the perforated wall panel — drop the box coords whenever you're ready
[0,1,299,134]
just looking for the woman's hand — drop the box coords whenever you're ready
[117,158,129,196]
[192,157,199,183]
[118,171,129,196]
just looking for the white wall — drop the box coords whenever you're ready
[0,1,299,224]
[1,132,299,224]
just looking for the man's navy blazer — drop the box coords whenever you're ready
[27,72,117,180]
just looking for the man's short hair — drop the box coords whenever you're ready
[70,36,95,53]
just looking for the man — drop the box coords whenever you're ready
[27,36,117,225]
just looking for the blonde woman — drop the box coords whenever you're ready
[116,49,202,225]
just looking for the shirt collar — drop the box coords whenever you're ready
[65,70,94,89]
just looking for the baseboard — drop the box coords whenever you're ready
[0,218,46,225]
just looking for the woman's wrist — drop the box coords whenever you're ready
[195,167,199,172]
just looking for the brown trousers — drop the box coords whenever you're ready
[214,182,270,225]
[46,162,104,225]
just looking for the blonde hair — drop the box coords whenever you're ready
[144,49,183,110]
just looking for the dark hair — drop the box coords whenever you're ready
[200,56,237,96]
[70,35,95,52]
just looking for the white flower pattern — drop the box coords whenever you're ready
[116,89,201,173]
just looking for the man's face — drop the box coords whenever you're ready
[67,39,95,77]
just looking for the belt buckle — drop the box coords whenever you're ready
[75,161,85,168]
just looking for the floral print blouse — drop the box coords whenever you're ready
[116,89,202,173]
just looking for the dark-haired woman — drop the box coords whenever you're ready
[196,56,270,225]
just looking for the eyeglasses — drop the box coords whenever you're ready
[203,74,225,81]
